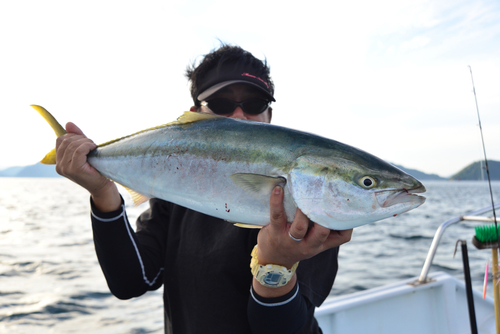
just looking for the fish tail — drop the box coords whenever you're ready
[31,105,67,165]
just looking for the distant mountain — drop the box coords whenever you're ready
[449,160,500,181]
[0,166,25,177]
[392,164,446,181]
[0,163,61,178]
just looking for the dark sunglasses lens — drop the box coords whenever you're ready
[241,99,269,115]
[206,99,269,115]
[206,99,236,115]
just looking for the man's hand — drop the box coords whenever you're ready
[253,186,353,298]
[56,122,121,212]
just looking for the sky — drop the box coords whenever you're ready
[1,0,499,177]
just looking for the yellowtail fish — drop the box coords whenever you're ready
[33,105,426,230]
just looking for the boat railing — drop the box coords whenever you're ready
[416,203,500,285]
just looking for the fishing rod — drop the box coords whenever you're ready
[468,66,500,334]
[468,66,499,247]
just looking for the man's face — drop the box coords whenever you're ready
[194,84,272,124]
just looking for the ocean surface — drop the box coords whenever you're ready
[1,178,499,333]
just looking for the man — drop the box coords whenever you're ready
[55,44,352,333]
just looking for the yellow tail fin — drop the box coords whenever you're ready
[31,105,67,165]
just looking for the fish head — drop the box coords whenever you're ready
[288,154,426,230]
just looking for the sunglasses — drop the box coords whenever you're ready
[201,98,270,115]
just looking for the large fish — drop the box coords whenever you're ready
[33,105,426,230]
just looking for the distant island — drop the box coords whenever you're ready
[393,160,500,181]
[2,160,499,181]
[0,163,61,178]
[392,164,445,181]
[449,160,500,181]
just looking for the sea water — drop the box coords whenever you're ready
[1,178,499,333]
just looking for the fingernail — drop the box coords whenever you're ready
[274,186,282,195]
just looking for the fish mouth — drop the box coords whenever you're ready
[375,185,426,208]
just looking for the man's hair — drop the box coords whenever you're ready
[185,44,274,107]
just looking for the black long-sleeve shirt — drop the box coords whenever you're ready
[91,197,339,333]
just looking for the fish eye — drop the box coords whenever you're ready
[359,176,377,189]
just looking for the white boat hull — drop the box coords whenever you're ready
[316,272,495,334]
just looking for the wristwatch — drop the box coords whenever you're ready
[250,245,299,288]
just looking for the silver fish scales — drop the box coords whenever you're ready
[34,106,426,230]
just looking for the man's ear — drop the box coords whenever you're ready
[190,106,199,112]
[268,107,272,122]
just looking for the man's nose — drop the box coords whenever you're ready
[230,107,247,120]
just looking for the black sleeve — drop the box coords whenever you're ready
[91,197,164,300]
[248,247,340,334]
[248,283,315,334]
[297,246,339,307]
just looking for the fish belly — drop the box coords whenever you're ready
[89,153,297,225]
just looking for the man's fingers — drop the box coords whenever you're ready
[269,186,286,227]
[303,223,332,247]
[261,189,354,266]
[56,136,94,162]
[66,122,85,136]
[324,228,353,249]
[55,135,97,177]
[288,209,309,242]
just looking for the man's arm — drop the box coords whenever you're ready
[55,122,164,297]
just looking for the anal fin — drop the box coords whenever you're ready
[233,223,263,229]
[118,184,150,206]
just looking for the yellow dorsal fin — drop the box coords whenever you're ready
[166,111,220,126]
[32,107,219,164]
[98,111,219,148]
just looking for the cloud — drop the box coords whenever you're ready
[1,0,499,176]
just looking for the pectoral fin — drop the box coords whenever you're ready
[230,173,286,199]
